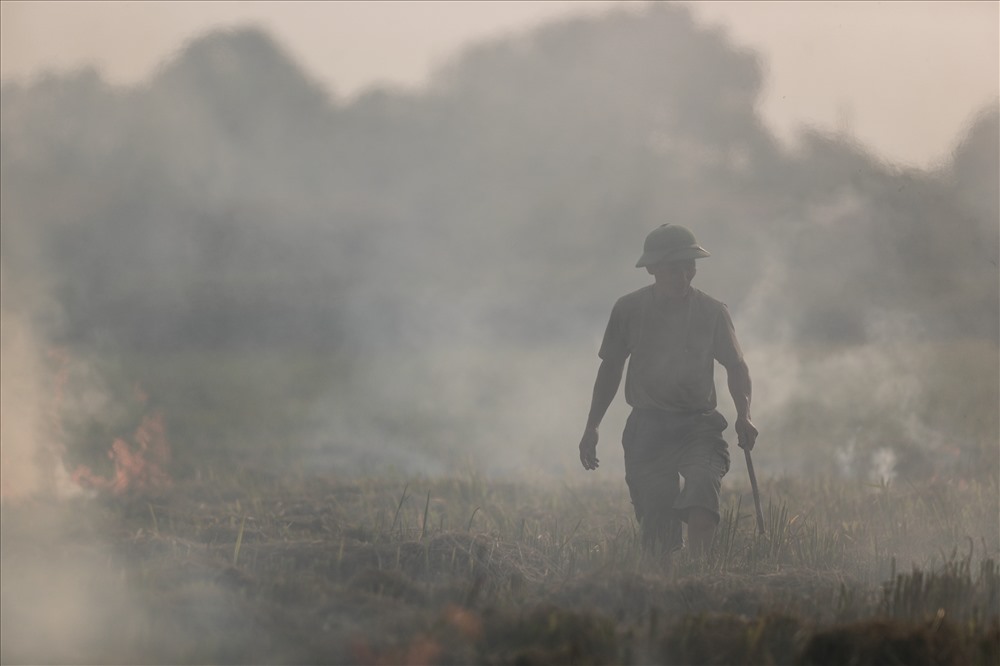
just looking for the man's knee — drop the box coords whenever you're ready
[687,506,718,528]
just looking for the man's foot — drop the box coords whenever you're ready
[659,553,675,579]
[639,547,676,578]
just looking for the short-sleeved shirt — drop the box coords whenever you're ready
[599,286,743,413]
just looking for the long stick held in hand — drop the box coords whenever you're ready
[744,447,765,535]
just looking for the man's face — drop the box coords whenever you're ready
[647,257,696,294]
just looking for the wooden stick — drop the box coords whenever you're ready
[744,447,765,535]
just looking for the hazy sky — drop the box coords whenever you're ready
[1,1,997,168]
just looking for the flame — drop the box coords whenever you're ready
[0,337,174,500]
[0,295,174,502]
[69,381,173,498]
[351,635,442,666]
[350,605,480,665]
[442,604,483,640]
[70,410,173,497]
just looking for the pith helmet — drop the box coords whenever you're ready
[635,224,710,267]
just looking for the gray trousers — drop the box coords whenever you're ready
[622,408,731,554]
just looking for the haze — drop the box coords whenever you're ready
[1,4,997,660]
[3,0,996,483]
[1,0,997,169]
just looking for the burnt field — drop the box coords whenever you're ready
[1,7,997,664]
[3,471,997,665]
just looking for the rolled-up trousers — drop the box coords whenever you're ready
[622,408,731,554]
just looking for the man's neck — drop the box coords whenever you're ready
[652,280,691,301]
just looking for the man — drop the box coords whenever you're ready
[579,223,757,560]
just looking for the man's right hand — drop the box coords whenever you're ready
[735,415,758,451]
[579,428,600,470]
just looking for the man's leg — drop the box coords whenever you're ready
[639,483,682,557]
[675,412,731,559]
[687,507,717,558]
[626,462,681,560]
[622,410,683,565]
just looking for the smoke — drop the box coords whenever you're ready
[0,284,119,660]
[1,8,996,662]
[0,265,247,664]
[1,5,996,487]
[1,506,130,663]
[0,255,92,501]
[0,290,48,499]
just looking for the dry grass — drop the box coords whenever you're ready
[2,470,998,664]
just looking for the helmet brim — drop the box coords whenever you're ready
[635,245,710,268]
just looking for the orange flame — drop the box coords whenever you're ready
[351,635,443,666]
[50,349,173,498]
[1,330,174,501]
[71,410,173,498]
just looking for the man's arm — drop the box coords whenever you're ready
[579,356,626,470]
[724,359,758,450]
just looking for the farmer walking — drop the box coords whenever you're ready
[579,224,757,563]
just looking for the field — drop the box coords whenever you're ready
[2,6,997,663]
[2,467,997,665]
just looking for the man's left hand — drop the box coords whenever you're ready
[736,416,758,451]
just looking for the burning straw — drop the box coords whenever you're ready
[71,409,173,498]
